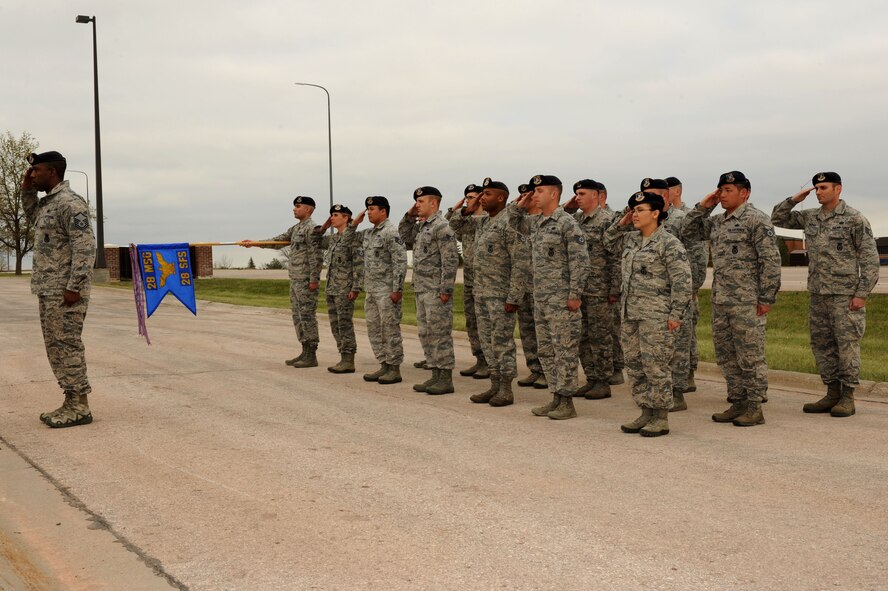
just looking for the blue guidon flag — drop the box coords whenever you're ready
[136,243,197,317]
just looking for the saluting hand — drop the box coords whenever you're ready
[700,189,720,208]
[352,209,366,226]
[21,168,35,190]
[618,209,633,226]
[792,188,813,203]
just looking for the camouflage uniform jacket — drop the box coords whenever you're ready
[22,181,96,296]
[473,208,531,304]
[605,222,692,323]
[771,198,879,298]
[683,202,781,306]
[516,206,591,302]
[446,207,484,286]
[317,225,361,295]
[267,218,323,283]
[356,219,407,294]
[572,208,620,298]
[398,210,459,295]
[665,206,709,292]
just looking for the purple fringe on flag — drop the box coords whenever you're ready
[129,243,151,345]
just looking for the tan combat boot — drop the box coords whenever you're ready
[292,344,318,368]
[46,394,92,428]
[547,392,577,420]
[712,401,745,423]
[517,371,542,387]
[363,363,388,382]
[426,369,455,395]
[830,385,856,417]
[803,381,842,413]
[640,408,670,437]
[609,370,625,385]
[586,380,612,400]
[574,382,593,397]
[670,389,687,412]
[489,378,514,407]
[377,364,402,385]
[733,400,765,426]
[472,359,491,380]
[685,370,697,392]
[285,347,306,366]
[532,374,548,390]
[621,407,653,433]
[328,353,355,374]
[40,391,74,424]
[460,356,485,377]
[413,359,428,369]
[470,377,500,403]
[414,369,439,392]
[532,393,559,416]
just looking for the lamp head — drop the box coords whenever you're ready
[75,15,93,24]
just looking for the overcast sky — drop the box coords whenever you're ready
[4,0,887,267]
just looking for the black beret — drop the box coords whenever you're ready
[717,171,750,189]
[812,172,842,185]
[464,184,482,195]
[665,177,682,187]
[293,196,316,207]
[518,183,531,194]
[530,174,562,187]
[413,186,442,200]
[27,151,66,165]
[482,177,509,193]
[365,195,390,208]
[640,178,669,191]
[597,182,607,192]
[628,191,669,220]
[330,204,353,216]
[573,179,599,192]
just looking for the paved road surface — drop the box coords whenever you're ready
[1,277,887,590]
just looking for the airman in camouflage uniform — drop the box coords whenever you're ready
[315,204,362,374]
[22,151,97,428]
[683,171,781,427]
[564,180,618,400]
[458,178,530,407]
[599,184,626,385]
[513,183,546,390]
[606,191,692,437]
[667,177,709,394]
[771,172,880,417]
[515,175,591,420]
[447,183,489,379]
[246,195,323,367]
[354,196,407,384]
[399,186,460,395]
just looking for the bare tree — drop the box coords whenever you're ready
[0,131,39,275]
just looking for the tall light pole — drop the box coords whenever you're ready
[75,15,106,269]
[68,169,90,206]
[294,82,333,211]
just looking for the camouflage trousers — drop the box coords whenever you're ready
[517,291,543,374]
[579,295,613,382]
[622,317,675,409]
[290,282,319,346]
[326,293,357,355]
[689,297,700,371]
[38,295,91,396]
[364,292,403,365]
[475,296,518,379]
[463,281,483,358]
[809,294,866,387]
[611,303,625,371]
[712,303,768,402]
[415,291,455,370]
[669,305,694,392]
[534,297,581,393]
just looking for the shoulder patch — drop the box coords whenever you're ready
[72,211,90,231]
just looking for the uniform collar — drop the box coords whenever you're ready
[725,202,748,220]
[41,180,69,200]
[818,200,846,219]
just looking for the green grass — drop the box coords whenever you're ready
[98,279,886,382]
[696,290,888,383]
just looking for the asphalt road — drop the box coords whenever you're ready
[1,277,887,590]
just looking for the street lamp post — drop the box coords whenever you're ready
[68,169,90,206]
[294,82,333,211]
[75,14,106,269]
